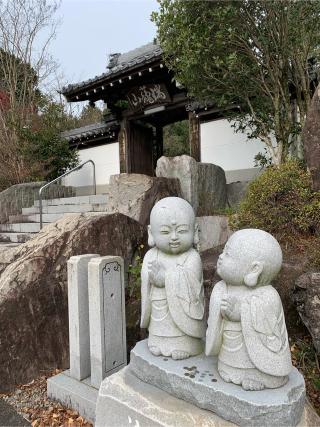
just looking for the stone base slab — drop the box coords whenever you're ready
[47,370,98,423]
[129,340,306,426]
[96,366,318,427]
[95,366,234,427]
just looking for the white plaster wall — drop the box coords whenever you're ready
[63,143,120,192]
[200,119,266,183]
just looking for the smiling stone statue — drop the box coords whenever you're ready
[206,229,292,390]
[141,197,205,360]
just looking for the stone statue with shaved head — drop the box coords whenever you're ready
[140,197,205,360]
[206,229,292,390]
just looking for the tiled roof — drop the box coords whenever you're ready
[61,42,162,96]
[61,121,119,142]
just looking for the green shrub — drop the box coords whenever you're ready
[230,160,320,240]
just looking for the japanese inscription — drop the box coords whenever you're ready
[127,83,170,111]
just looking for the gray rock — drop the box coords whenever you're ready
[0,212,147,392]
[196,216,231,252]
[156,155,199,209]
[106,173,182,225]
[129,340,305,427]
[292,272,320,353]
[197,162,227,215]
[156,156,227,215]
[227,181,250,208]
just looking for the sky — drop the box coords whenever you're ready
[51,0,159,89]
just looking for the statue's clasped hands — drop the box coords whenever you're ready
[148,259,165,287]
[220,296,241,322]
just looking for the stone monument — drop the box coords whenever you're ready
[141,196,205,359]
[47,254,126,423]
[206,229,292,391]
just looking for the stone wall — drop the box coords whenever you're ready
[0,182,75,224]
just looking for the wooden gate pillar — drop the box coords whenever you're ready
[118,119,130,173]
[189,112,201,162]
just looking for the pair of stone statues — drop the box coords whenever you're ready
[141,197,292,391]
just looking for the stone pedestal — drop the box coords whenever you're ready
[128,340,306,427]
[95,365,318,427]
[47,370,98,423]
[95,367,233,427]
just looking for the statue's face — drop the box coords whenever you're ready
[217,236,249,286]
[150,208,194,255]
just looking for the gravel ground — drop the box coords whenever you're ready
[0,370,92,427]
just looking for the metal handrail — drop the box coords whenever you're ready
[39,159,96,229]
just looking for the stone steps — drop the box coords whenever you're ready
[0,231,36,243]
[8,214,61,224]
[21,203,108,215]
[33,194,107,207]
[0,193,109,243]
[0,223,41,233]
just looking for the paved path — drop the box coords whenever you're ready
[0,400,29,426]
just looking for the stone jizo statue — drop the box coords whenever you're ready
[206,229,292,390]
[141,197,205,360]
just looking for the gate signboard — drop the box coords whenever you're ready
[127,83,171,112]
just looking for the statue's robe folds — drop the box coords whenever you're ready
[206,281,292,377]
[141,248,205,339]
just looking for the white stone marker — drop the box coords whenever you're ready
[68,254,100,381]
[88,256,127,389]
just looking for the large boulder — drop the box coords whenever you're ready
[0,182,75,224]
[197,216,231,252]
[156,155,227,215]
[0,212,147,392]
[292,272,320,353]
[227,181,250,209]
[302,84,320,191]
[104,174,182,224]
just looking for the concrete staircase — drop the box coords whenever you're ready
[0,194,108,246]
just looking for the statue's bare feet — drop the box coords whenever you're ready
[218,369,231,383]
[242,378,265,391]
[149,346,161,356]
[172,350,190,360]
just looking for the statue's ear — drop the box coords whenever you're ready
[244,261,264,287]
[148,225,155,247]
[194,222,200,251]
